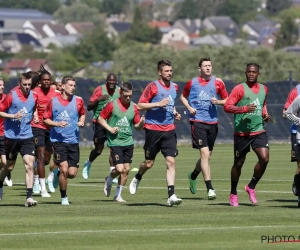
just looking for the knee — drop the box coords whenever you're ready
[234,158,245,169]
[115,165,124,173]
[144,161,153,169]
[166,159,175,169]
[259,157,269,166]
[68,172,77,179]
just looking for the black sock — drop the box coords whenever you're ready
[7,172,11,180]
[248,176,261,189]
[26,188,33,199]
[191,169,200,180]
[0,181,3,188]
[60,189,67,198]
[231,181,238,195]
[57,170,60,177]
[294,173,300,187]
[168,185,174,198]
[135,172,143,181]
[205,180,213,191]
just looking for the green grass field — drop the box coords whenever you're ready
[0,144,299,250]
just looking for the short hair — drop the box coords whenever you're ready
[0,77,3,81]
[62,76,76,84]
[246,63,260,71]
[157,59,172,71]
[18,72,32,83]
[198,57,211,67]
[55,77,62,83]
[106,73,117,81]
[120,82,132,92]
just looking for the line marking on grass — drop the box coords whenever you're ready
[0,224,299,237]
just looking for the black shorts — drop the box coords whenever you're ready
[190,122,218,151]
[53,142,80,168]
[93,123,107,145]
[143,129,178,160]
[0,136,5,155]
[32,127,52,152]
[6,138,35,161]
[291,134,300,162]
[110,145,134,165]
[234,132,269,158]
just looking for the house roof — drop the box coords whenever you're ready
[205,16,238,37]
[257,26,278,44]
[5,33,41,47]
[47,23,69,36]
[30,21,49,38]
[173,19,201,34]
[68,22,95,33]
[111,22,131,33]
[192,34,233,47]
[4,59,48,74]
[247,19,277,35]
[148,21,171,28]
[0,8,52,20]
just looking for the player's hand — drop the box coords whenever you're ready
[13,111,23,120]
[188,107,196,115]
[140,115,145,125]
[57,121,68,127]
[282,109,287,119]
[263,113,271,122]
[109,127,119,134]
[97,95,110,101]
[174,112,181,121]
[158,98,169,107]
[33,115,39,124]
[77,122,84,127]
[246,104,256,113]
[210,94,219,105]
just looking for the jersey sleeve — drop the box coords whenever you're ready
[181,80,193,98]
[100,100,113,120]
[43,100,53,120]
[138,82,158,103]
[215,78,228,99]
[0,93,13,112]
[286,96,300,125]
[224,84,248,114]
[284,87,298,109]
[133,103,141,125]
[89,86,103,102]
[76,97,85,116]
[262,85,268,116]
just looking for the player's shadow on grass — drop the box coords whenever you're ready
[0,204,30,207]
[40,201,70,205]
[126,203,170,207]
[78,182,103,184]
[208,203,255,207]
[267,199,296,203]
[179,197,205,200]
[268,205,299,209]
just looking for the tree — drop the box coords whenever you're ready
[278,6,300,21]
[125,7,162,44]
[275,16,299,49]
[172,0,219,21]
[47,49,82,72]
[0,0,61,14]
[266,0,292,15]
[100,0,128,15]
[53,2,100,24]
[216,0,259,24]
[70,26,117,63]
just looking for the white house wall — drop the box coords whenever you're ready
[161,27,190,44]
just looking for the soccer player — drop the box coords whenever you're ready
[283,84,300,200]
[99,82,145,202]
[224,63,271,207]
[31,68,60,196]
[0,72,38,207]
[129,59,182,207]
[43,76,85,205]
[0,78,12,187]
[180,57,228,200]
[285,96,300,208]
[82,74,119,180]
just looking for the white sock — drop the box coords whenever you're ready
[39,178,46,191]
[33,161,38,169]
[34,175,39,185]
[114,185,120,197]
[110,166,115,173]
[47,171,54,181]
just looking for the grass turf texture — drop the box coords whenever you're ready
[0,144,299,250]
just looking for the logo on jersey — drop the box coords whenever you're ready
[15,107,31,123]
[249,98,262,115]
[197,90,211,106]
[162,95,174,112]
[56,110,71,121]
[116,117,130,133]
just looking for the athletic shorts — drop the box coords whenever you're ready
[110,145,134,165]
[143,129,178,160]
[6,138,35,161]
[32,127,52,152]
[234,132,269,158]
[190,121,218,151]
[291,134,300,162]
[0,136,5,155]
[53,142,80,168]
[93,123,107,145]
